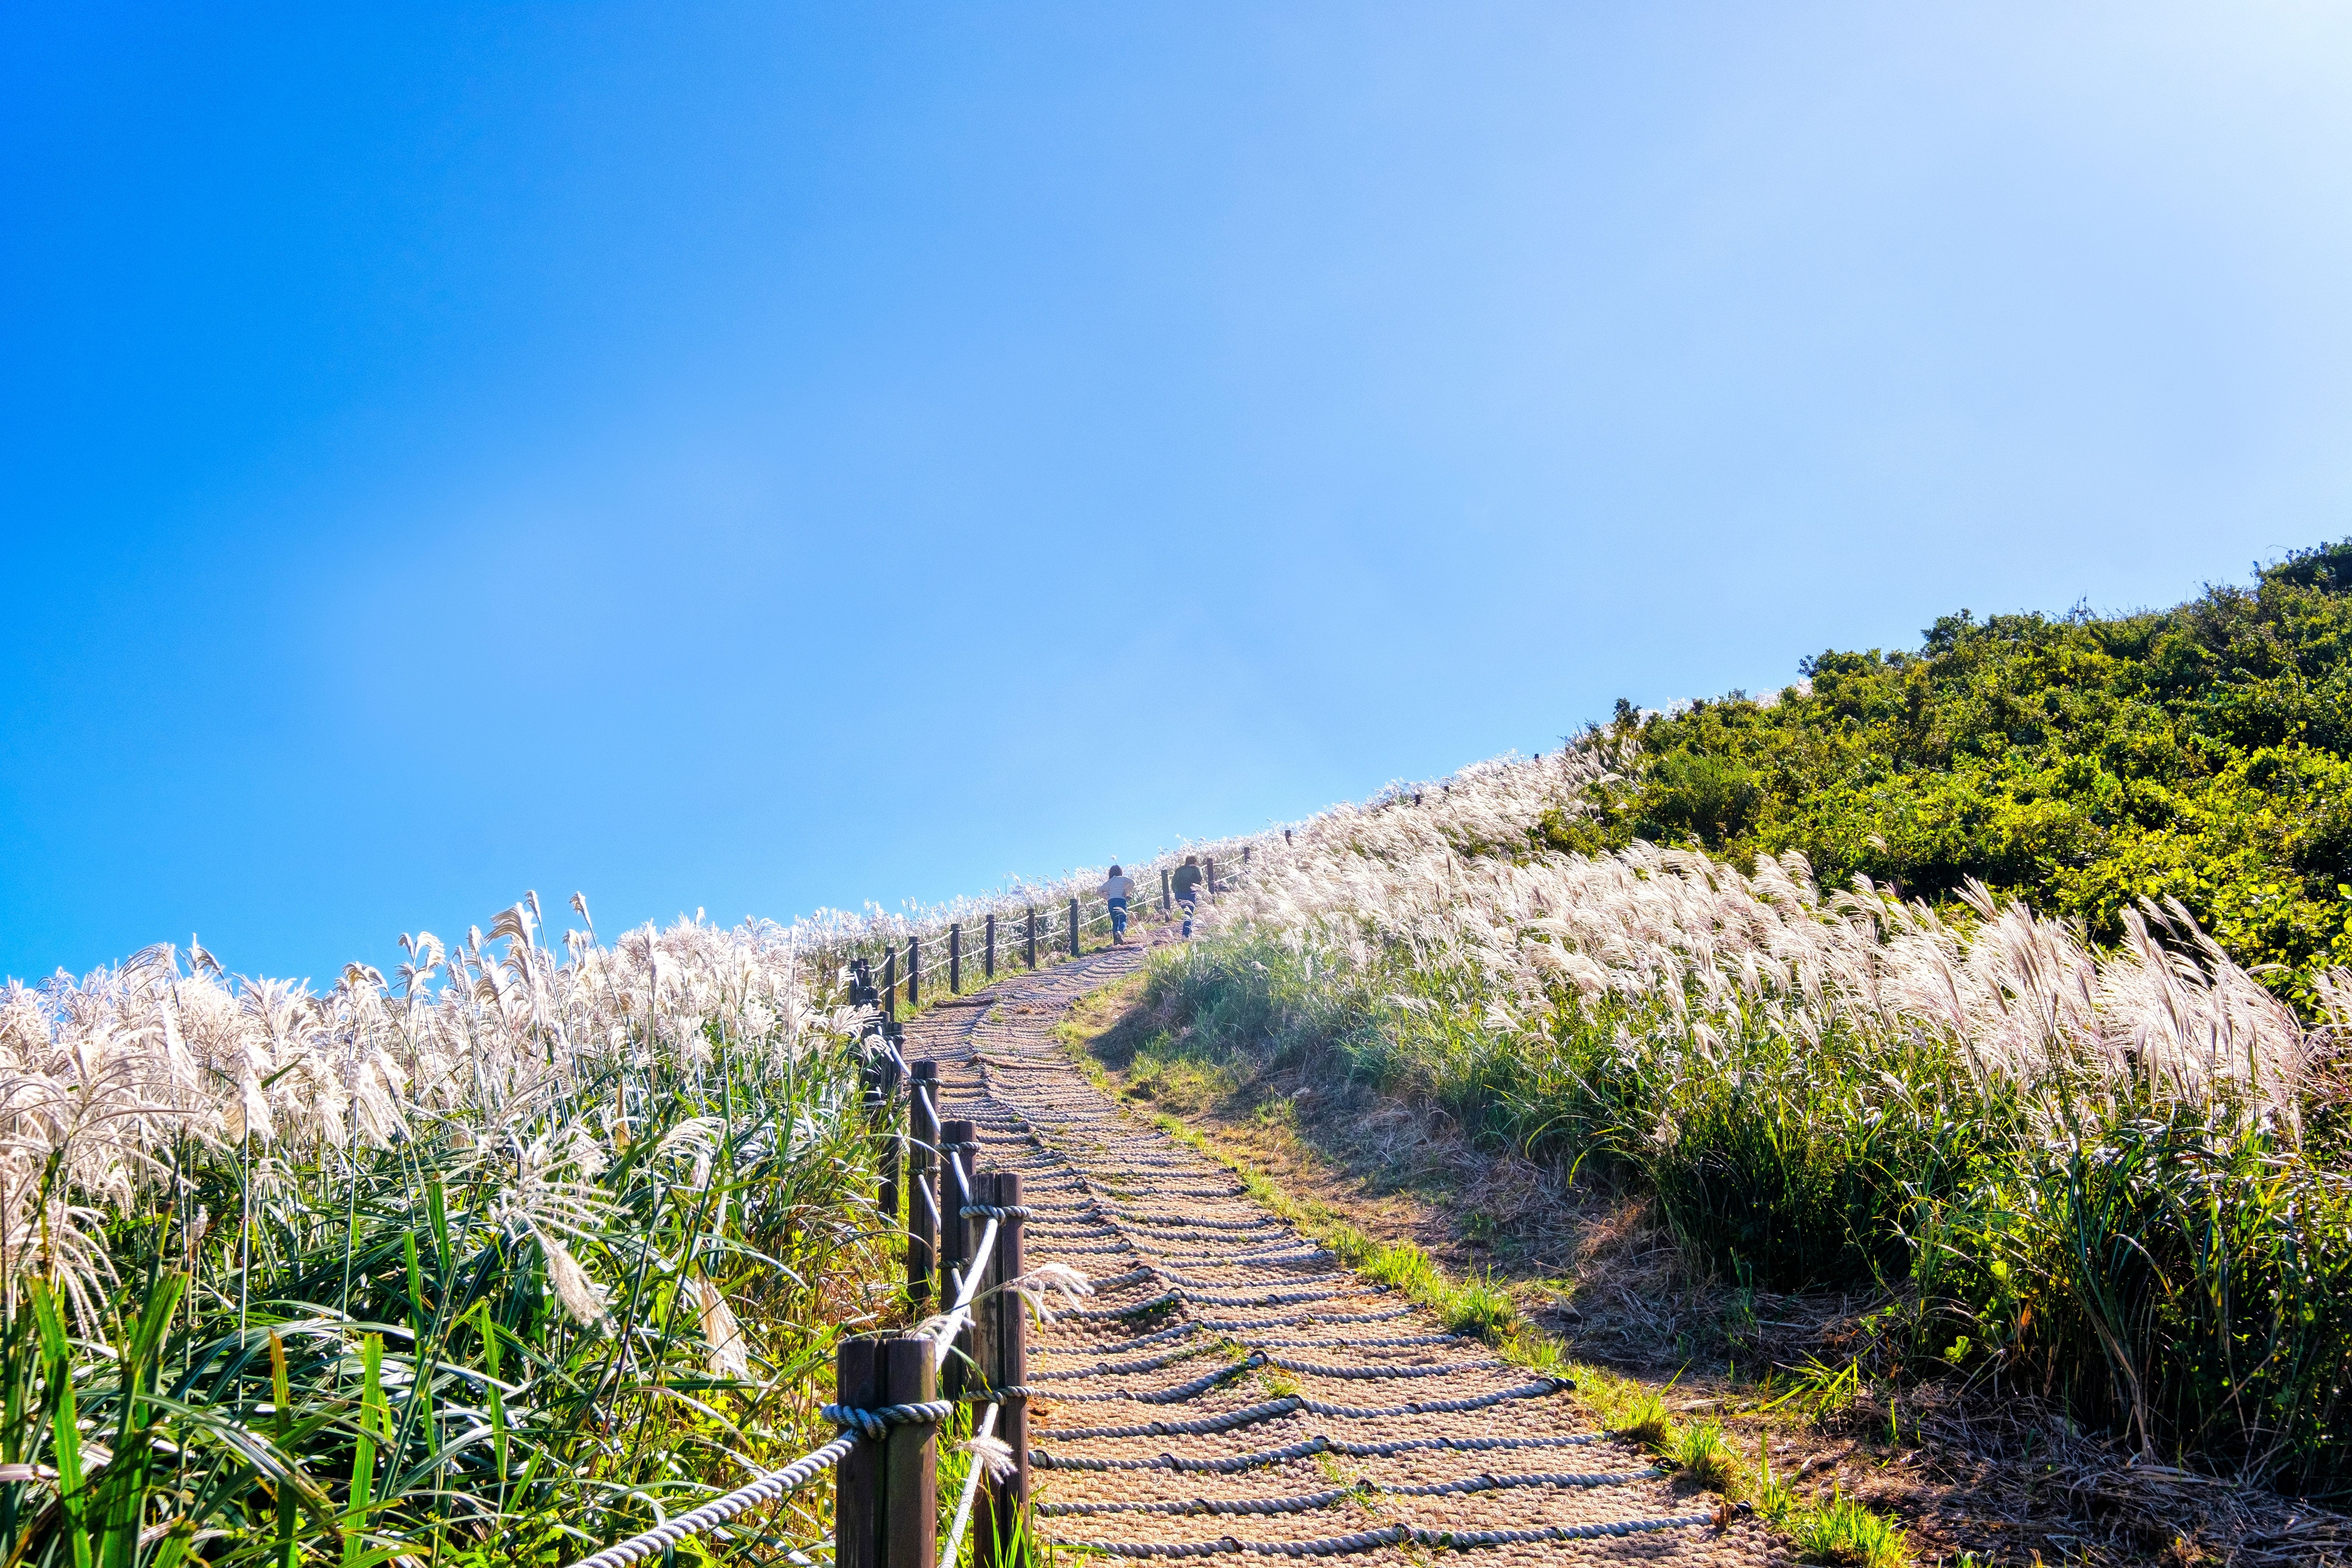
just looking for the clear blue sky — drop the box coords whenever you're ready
[6,3,2350,986]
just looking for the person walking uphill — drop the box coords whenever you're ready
[1170,854,1204,937]
[1100,864,1135,945]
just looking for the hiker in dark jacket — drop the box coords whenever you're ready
[1171,855,1204,937]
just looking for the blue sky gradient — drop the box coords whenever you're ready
[6,3,2351,985]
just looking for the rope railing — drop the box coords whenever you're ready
[557,1114,1040,1568]
[560,1431,865,1568]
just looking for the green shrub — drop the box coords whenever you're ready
[1615,1390,1674,1449]
[1788,1491,1912,1568]
[1671,1419,1741,1494]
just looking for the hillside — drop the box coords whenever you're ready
[1104,557,2352,1538]
[1550,539,2352,1007]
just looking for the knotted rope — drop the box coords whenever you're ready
[818,1398,957,1441]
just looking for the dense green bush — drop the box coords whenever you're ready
[1558,540,2352,1008]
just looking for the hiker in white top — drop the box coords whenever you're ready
[1099,865,1135,945]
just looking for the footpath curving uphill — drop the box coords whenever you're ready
[903,939,1779,1566]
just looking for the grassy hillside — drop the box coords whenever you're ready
[1550,539,2352,1007]
[1134,556,2352,1496]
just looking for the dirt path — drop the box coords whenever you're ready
[902,942,1779,1565]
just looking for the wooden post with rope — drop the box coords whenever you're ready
[907,935,920,1006]
[1025,908,1037,969]
[1067,897,1079,958]
[875,1041,900,1233]
[835,1337,882,1568]
[985,913,996,978]
[835,1335,939,1568]
[971,1171,1028,1568]
[950,923,961,994]
[937,1118,977,1399]
[881,1335,939,1568]
[906,1061,939,1303]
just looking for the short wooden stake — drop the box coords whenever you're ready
[906,1061,939,1304]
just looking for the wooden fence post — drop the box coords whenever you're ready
[1067,897,1079,958]
[985,913,996,978]
[1206,856,1217,896]
[876,1043,901,1233]
[907,935,920,1006]
[881,1335,939,1568]
[937,1118,977,1398]
[835,1337,882,1568]
[882,947,897,1023]
[906,1061,939,1304]
[950,923,961,995]
[1025,908,1037,969]
[975,1171,1028,1568]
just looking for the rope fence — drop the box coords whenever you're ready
[554,1080,1043,1568]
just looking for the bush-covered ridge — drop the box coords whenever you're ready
[1552,539,2352,1006]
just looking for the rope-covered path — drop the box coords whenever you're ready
[905,940,1781,1566]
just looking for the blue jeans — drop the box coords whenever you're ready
[1178,894,1196,937]
[1109,896,1128,938]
